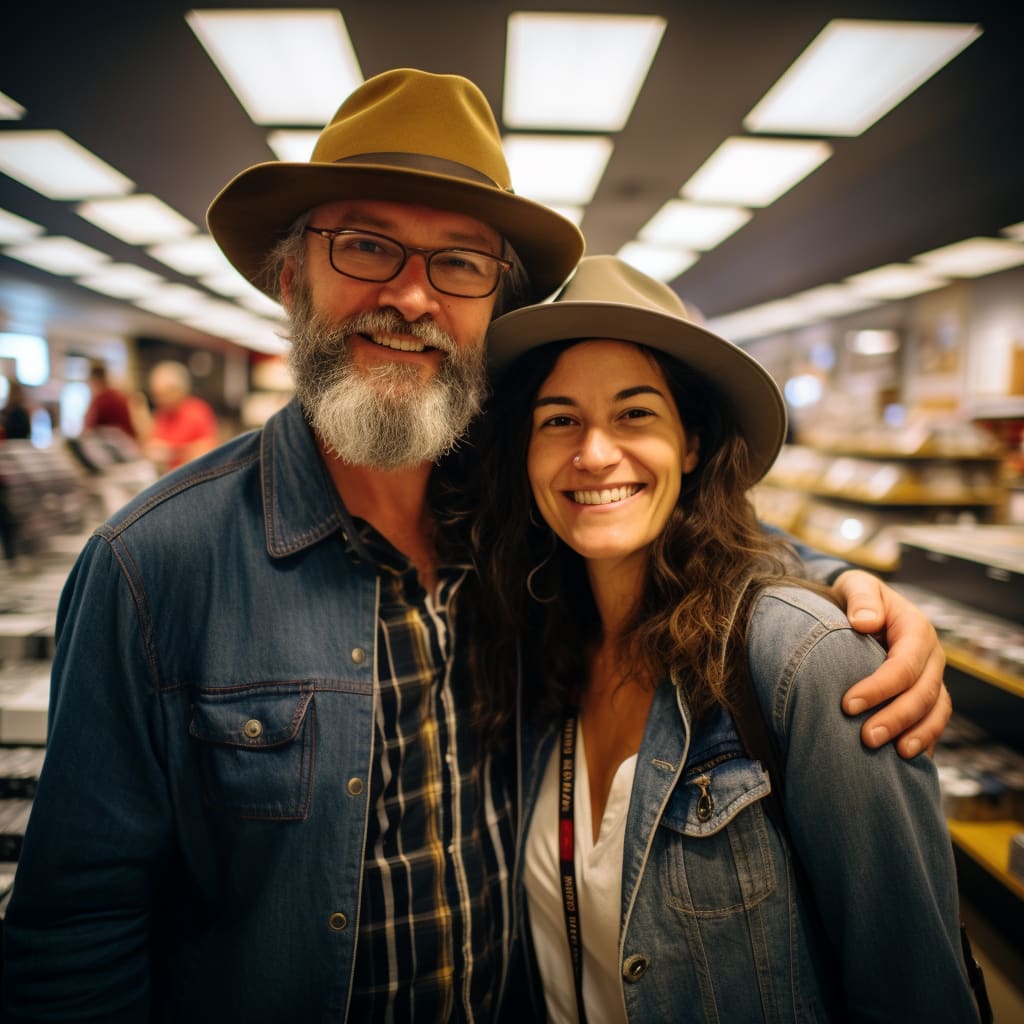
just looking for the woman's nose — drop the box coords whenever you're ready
[573,428,621,472]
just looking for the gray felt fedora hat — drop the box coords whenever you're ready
[486,254,787,480]
[207,68,584,302]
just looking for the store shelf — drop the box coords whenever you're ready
[948,820,1024,902]
[946,646,1024,701]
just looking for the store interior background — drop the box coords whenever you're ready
[1,1,1023,1012]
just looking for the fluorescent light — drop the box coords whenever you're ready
[640,200,752,251]
[544,204,585,227]
[682,137,832,207]
[1002,222,1024,242]
[504,12,665,130]
[0,91,26,120]
[617,242,698,282]
[186,9,362,125]
[0,208,44,243]
[76,264,167,299]
[708,298,818,341]
[845,263,949,299]
[77,195,197,245]
[744,19,981,137]
[182,303,288,354]
[913,237,1024,277]
[200,268,264,299]
[266,130,320,162]
[133,284,212,318]
[148,235,233,276]
[238,290,286,320]
[787,284,876,318]
[503,135,613,205]
[4,236,111,276]
[0,130,133,198]
[846,329,900,355]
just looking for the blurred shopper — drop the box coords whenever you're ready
[0,379,31,440]
[137,359,219,471]
[83,361,137,439]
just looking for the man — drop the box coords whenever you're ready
[136,359,220,471]
[82,361,136,439]
[1,69,948,1022]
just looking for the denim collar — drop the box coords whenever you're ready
[259,397,367,560]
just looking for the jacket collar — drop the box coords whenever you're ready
[259,397,367,559]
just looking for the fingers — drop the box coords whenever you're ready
[852,646,949,758]
[832,569,886,633]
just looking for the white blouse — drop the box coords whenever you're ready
[523,723,637,1024]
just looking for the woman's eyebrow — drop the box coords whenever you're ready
[617,385,665,401]
[533,395,576,409]
[533,384,666,410]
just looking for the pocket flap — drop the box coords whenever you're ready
[189,685,314,749]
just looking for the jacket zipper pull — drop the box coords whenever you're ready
[695,773,714,822]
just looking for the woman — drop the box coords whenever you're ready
[470,256,978,1022]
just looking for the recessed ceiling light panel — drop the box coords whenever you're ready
[682,137,832,207]
[77,195,197,246]
[187,9,362,125]
[0,131,133,199]
[744,19,982,137]
[504,12,665,130]
[640,200,752,251]
[503,135,614,205]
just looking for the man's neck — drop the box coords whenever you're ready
[319,441,438,591]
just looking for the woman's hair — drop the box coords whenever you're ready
[463,338,821,736]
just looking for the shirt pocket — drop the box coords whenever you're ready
[189,683,316,821]
[656,754,777,916]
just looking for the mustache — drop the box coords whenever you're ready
[338,309,457,355]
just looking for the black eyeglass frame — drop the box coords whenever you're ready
[304,226,512,298]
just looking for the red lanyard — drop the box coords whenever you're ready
[559,715,589,1024]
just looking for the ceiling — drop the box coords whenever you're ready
[1,0,1022,357]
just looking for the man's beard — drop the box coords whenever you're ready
[286,282,487,470]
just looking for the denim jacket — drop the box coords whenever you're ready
[2,399,394,1022]
[506,586,978,1022]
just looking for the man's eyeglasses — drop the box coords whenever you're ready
[304,227,511,299]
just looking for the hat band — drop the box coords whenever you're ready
[332,152,513,192]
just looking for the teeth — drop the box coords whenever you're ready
[572,485,640,505]
[366,333,427,353]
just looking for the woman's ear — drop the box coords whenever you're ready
[682,435,700,474]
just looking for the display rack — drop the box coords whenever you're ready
[892,525,1024,909]
[755,429,1007,573]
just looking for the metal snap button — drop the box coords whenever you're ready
[347,777,363,796]
[622,954,649,981]
[351,647,366,665]
[328,912,348,931]
[243,719,263,739]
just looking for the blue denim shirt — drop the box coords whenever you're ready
[506,586,978,1022]
[1,399,419,1021]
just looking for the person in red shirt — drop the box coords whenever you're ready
[83,361,137,438]
[140,360,219,471]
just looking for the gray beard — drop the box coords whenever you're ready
[286,284,487,470]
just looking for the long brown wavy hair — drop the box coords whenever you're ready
[462,338,823,737]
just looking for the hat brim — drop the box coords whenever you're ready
[207,161,584,302]
[486,300,787,481]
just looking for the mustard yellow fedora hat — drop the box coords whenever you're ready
[487,255,787,480]
[207,68,584,301]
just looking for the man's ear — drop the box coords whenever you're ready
[280,260,295,309]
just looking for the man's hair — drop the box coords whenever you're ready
[263,213,532,319]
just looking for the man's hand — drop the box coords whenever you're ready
[832,569,951,759]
